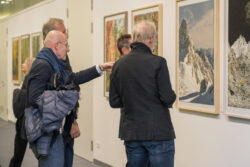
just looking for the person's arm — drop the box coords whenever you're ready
[28,61,53,106]
[69,62,114,85]
[156,58,176,107]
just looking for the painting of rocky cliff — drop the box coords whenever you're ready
[177,0,219,113]
[228,0,250,110]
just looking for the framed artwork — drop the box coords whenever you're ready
[104,12,128,97]
[131,4,163,56]
[20,34,30,81]
[176,0,220,114]
[31,32,42,58]
[12,37,21,85]
[225,0,250,118]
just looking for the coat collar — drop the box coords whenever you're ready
[130,42,152,54]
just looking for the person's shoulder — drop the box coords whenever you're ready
[30,58,53,74]
[148,53,166,62]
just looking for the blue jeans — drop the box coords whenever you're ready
[124,140,175,167]
[64,138,74,167]
[39,134,64,167]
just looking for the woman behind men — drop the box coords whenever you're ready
[9,57,35,167]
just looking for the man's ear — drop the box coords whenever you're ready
[121,47,126,55]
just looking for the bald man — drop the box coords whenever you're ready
[27,31,113,167]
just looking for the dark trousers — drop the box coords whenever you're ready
[125,140,175,167]
[9,120,27,167]
[63,137,74,167]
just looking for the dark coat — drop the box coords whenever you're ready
[13,76,28,140]
[109,42,176,141]
[27,48,100,107]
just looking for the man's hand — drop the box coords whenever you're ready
[99,62,114,72]
[70,120,80,139]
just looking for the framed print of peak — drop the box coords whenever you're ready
[175,0,220,114]
[225,0,250,119]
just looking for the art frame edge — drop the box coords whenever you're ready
[175,0,220,114]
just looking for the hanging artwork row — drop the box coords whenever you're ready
[103,0,250,118]
[12,32,42,85]
[104,4,163,97]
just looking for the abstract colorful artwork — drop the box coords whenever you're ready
[20,34,30,81]
[12,37,21,85]
[132,4,162,56]
[31,32,42,58]
[104,12,128,97]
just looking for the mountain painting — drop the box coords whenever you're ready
[228,0,250,110]
[177,0,219,113]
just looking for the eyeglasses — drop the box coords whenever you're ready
[58,41,70,48]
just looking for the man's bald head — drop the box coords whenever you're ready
[44,30,69,61]
[44,30,66,47]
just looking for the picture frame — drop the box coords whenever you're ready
[20,34,30,81]
[225,0,250,119]
[12,37,21,85]
[31,31,42,58]
[175,0,220,114]
[104,11,128,97]
[131,4,163,56]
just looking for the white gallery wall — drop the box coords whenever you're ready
[7,0,67,122]
[0,19,8,121]
[92,0,250,167]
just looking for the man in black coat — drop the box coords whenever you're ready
[109,21,176,167]
[28,31,112,167]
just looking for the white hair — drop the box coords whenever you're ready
[132,20,156,43]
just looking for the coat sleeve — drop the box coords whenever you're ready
[156,58,176,107]
[28,61,53,107]
[109,71,123,108]
[68,66,100,85]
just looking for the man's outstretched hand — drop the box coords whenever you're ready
[99,62,114,72]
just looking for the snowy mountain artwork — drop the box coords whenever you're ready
[227,0,250,114]
[177,0,220,113]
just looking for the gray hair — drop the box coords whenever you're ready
[132,20,156,43]
[42,18,64,40]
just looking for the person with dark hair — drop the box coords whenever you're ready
[109,21,176,167]
[117,34,132,56]
[9,57,35,167]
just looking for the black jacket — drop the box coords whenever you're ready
[109,42,176,141]
[27,49,101,136]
